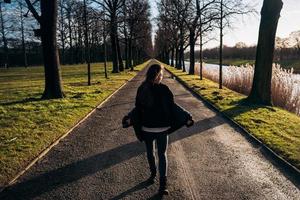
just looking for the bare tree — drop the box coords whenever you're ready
[92,0,125,73]
[125,0,143,69]
[0,2,9,68]
[246,0,283,105]
[198,7,215,80]
[83,0,91,85]
[159,0,190,71]
[183,0,216,75]
[103,14,108,78]
[18,2,28,67]
[123,0,151,70]
[62,0,76,64]
[25,0,64,99]
[216,0,255,89]
[58,0,66,64]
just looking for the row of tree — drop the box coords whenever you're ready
[154,0,253,88]
[154,0,284,105]
[1,0,153,99]
[0,0,153,70]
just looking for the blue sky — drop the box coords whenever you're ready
[150,0,300,49]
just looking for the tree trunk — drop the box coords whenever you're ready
[165,50,170,65]
[41,0,64,99]
[124,37,129,69]
[0,3,8,68]
[133,46,138,66]
[199,12,203,80]
[110,16,119,73]
[175,46,179,69]
[83,0,91,85]
[116,35,124,71]
[219,0,223,89]
[246,0,283,105]
[59,0,65,65]
[189,29,195,75]
[20,2,28,68]
[75,27,80,64]
[103,18,108,79]
[199,32,203,80]
[124,32,129,69]
[171,47,174,67]
[182,55,185,72]
[178,28,184,70]
[67,13,73,64]
[129,37,133,70]
[180,28,185,72]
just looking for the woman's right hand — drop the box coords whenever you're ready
[122,115,131,128]
[186,119,194,127]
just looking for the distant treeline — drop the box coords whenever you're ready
[0,41,113,67]
[189,45,300,61]
[0,41,146,68]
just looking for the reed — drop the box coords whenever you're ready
[195,63,300,115]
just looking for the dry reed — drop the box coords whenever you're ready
[194,63,300,115]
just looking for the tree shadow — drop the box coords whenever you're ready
[68,82,92,87]
[98,101,135,110]
[0,115,223,199]
[222,98,276,118]
[0,97,43,106]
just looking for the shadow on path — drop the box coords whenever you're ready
[0,115,222,199]
[108,180,153,200]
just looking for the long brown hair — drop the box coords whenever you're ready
[138,64,163,107]
[145,64,163,83]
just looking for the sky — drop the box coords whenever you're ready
[149,0,300,49]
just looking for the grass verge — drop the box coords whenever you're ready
[164,63,300,170]
[0,61,148,186]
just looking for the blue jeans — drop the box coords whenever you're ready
[142,130,169,180]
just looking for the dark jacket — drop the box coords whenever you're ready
[122,82,192,141]
[135,82,174,128]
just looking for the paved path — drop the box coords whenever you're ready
[1,60,299,200]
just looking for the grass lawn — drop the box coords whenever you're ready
[0,61,148,186]
[164,63,300,170]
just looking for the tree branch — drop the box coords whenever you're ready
[24,0,41,24]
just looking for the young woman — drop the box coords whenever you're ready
[132,63,194,195]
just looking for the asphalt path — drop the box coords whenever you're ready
[1,60,299,200]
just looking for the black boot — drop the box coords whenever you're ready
[159,176,169,195]
[147,169,156,184]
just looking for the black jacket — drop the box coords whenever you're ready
[135,82,173,128]
[122,82,192,141]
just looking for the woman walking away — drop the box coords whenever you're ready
[123,63,194,195]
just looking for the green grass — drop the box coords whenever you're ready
[203,59,255,66]
[0,61,148,186]
[278,59,300,73]
[164,63,300,170]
